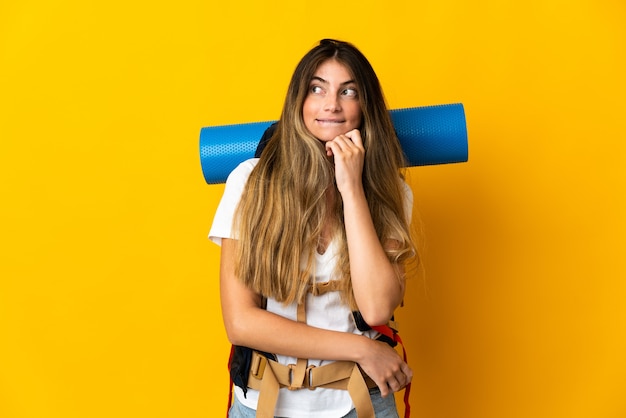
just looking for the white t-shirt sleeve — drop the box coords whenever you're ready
[208,158,259,246]
[402,180,414,225]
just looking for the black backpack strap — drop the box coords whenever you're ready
[254,122,278,158]
[352,311,398,348]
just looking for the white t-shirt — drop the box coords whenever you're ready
[209,158,412,417]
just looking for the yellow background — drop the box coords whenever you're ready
[1,1,625,417]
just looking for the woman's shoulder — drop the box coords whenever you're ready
[225,158,260,184]
[400,178,413,198]
[400,178,413,223]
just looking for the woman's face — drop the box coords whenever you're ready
[302,59,362,142]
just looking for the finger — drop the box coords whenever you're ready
[398,365,412,389]
[401,363,413,380]
[396,372,410,390]
[325,138,351,159]
[329,135,352,152]
[343,129,363,148]
[387,376,403,393]
[325,140,343,157]
[378,382,390,398]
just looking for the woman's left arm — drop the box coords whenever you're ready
[325,129,405,326]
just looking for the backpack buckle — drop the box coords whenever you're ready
[250,352,267,380]
[287,363,310,390]
[306,365,317,390]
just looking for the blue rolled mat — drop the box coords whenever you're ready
[200,103,468,184]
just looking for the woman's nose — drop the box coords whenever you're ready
[323,94,341,112]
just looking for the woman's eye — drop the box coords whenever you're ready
[342,88,358,98]
[310,85,324,94]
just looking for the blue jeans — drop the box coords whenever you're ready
[228,388,399,418]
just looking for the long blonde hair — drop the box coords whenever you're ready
[234,39,416,310]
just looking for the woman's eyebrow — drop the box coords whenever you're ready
[311,76,356,86]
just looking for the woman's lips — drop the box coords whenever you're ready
[316,119,345,124]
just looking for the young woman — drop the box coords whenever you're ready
[210,39,417,418]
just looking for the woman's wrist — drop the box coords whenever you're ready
[344,333,373,364]
[338,183,365,202]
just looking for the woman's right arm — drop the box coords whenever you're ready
[219,238,412,396]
